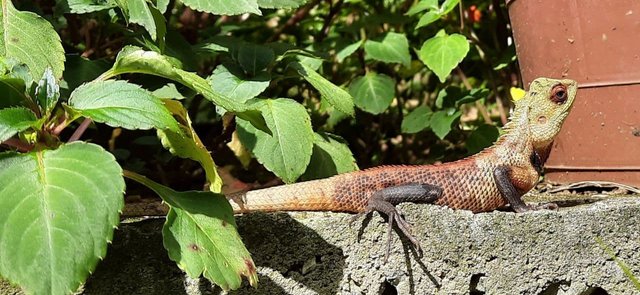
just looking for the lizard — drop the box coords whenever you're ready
[227,77,577,258]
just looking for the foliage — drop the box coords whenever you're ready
[0,0,519,293]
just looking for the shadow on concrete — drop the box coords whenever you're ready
[224,212,345,294]
[82,213,344,294]
[82,218,188,295]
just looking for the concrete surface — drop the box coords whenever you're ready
[2,196,639,294]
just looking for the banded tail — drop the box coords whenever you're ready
[227,177,349,213]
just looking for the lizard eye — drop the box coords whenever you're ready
[550,85,568,104]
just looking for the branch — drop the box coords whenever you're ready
[318,0,344,42]
[1,138,34,152]
[68,118,93,142]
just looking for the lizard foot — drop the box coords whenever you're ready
[353,201,421,263]
[352,183,442,263]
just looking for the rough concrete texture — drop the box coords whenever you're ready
[228,196,640,295]
[1,196,639,294]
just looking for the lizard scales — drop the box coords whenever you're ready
[228,78,577,215]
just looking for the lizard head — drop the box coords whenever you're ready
[523,77,577,149]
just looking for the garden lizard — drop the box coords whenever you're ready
[228,77,577,256]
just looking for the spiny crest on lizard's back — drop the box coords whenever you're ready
[499,77,577,149]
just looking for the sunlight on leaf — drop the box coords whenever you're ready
[401,105,433,134]
[0,0,65,79]
[419,31,469,83]
[0,142,124,294]
[181,0,261,16]
[364,32,411,67]
[124,171,258,290]
[68,80,179,132]
[157,100,223,192]
[300,132,358,181]
[237,98,314,183]
[349,73,395,114]
[291,61,355,116]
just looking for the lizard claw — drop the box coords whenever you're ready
[354,183,441,262]
[383,209,422,263]
[364,198,422,263]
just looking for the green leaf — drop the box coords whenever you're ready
[456,88,489,107]
[436,86,488,108]
[68,80,179,131]
[297,54,323,71]
[208,64,269,103]
[430,108,461,139]
[157,100,223,192]
[410,0,457,29]
[2,57,33,87]
[435,86,463,108]
[466,124,499,154]
[104,46,267,131]
[326,107,349,129]
[123,171,257,290]
[66,0,117,13]
[124,0,166,41]
[336,40,362,62]
[401,105,433,134]
[152,83,185,99]
[0,106,36,142]
[0,142,124,294]
[180,0,261,16]
[0,0,65,80]
[406,0,438,15]
[236,98,314,183]
[300,132,358,181]
[349,73,395,114]
[156,0,170,12]
[493,45,517,70]
[291,61,355,116]
[364,32,411,66]
[35,68,60,115]
[257,0,306,9]
[0,77,27,108]
[236,43,274,76]
[440,0,461,14]
[416,11,440,29]
[419,32,469,83]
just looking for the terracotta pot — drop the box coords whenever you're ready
[507,0,640,186]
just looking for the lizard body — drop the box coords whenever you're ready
[228,78,577,252]
[229,78,576,214]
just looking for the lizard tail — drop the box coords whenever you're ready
[227,177,348,214]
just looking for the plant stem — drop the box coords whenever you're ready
[1,138,34,152]
[318,0,344,42]
[458,0,465,30]
[68,118,93,142]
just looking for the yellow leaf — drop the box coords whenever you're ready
[510,87,526,101]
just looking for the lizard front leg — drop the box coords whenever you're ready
[353,183,442,262]
[493,166,557,213]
